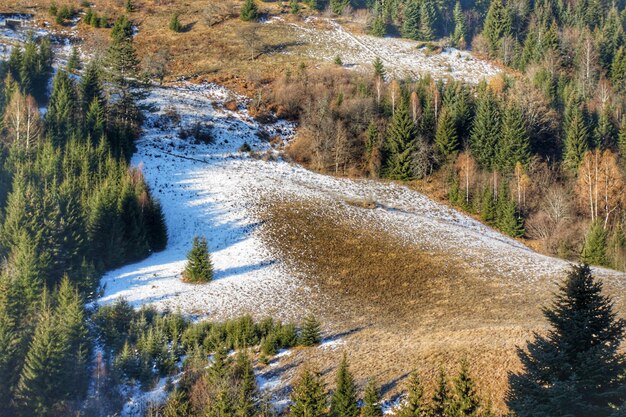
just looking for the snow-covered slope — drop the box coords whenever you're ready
[97,82,625,320]
[265,17,501,83]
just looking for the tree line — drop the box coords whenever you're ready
[0,15,167,416]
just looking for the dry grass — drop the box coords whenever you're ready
[257,198,558,412]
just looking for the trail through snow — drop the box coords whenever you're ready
[97,82,626,320]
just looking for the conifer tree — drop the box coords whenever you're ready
[0,272,22,412]
[479,186,496,224]
[371,15,386,37]
[581,222,608,266]
[330,354,358,417]
[46,69,77,146]
[611,47,626,93]
[80,60,104,113]
[497,103,530,174]
[169,12,182,32]
[240,0,258,22]
[430,369,450,417]
[234,350,258,417]
[182,236,213,283]
[448,360,480,417]
[67,46,81,72]
[400,371,426,417]
[619,117,626,163]
[402,1,421,40]
[418,0,436,41]
[385,98,416,180]
[508,264,626,417]
[483,0,512,56]
[290,368,326,417]
[373,57,386,80]
[300,314,322,346]
[563,106,589,171]
[362,378,383,417]
[144,198,168,252]
[594,105,616,149]
[86,97,106,141]
[452,1,466,48]
[470,89,501,170]
[435,107,459,160]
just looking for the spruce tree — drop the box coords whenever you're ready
[373,57,386,80]
[300,314,322,346]
[470,89,501,170]
[497,103,530,174]
[182,236,213,283]
[384,98,416,180]
[581,222,609,266]
[594,106,616,149]
[330,354,358,417]
[402,1,421,41]
[563,106,589,171]
[507,264,626,417]
[400,371,426,417]
[362,378,383,417]
[144,198,168,252]
[483,0,512,56]
[448,360,480,417]
[611,47,626,93]
[234,350,258,417]
[46,69,77,147]
[67,46,81,72]
[290,368,326,417]
[452,1,466,48]
[371,15,386,37]
[619,117,626,164]
[430,369,450,417]
[418,0,436,41]
[169,12,182,32]
[435,107,459,160]
[240,0,258,22]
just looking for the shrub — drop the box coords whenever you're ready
[240,0,258,21]
[169,12,182,33]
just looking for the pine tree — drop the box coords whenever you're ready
[435,107,459,160]
[330,0,350,15]
[169,12,182,32]
[46,69,77,147]
[290,0,300,14]
[619,117,626,164]
[448,361,481,417]
[182,236,213,283]
[497,103,530,174]
[479,186,496,224]
[508,264,626,417]
[611,47,626,93]
[594,106,616,149]
[581,222,608,266]
[452,1,466,48]
[240,0,258,22]
[330,354,358,417]
[384,98,416,180]
[290,368,326,417]
[430,369,450,417]
[144,198,168,252]
[300,314,322,346]
[470,89,501,170]
[402,1,421,41]
[80,60,104,113]
[400,371,426,417]
[563,106,589,171]
[0,272,23,413]
[362,378,383,417]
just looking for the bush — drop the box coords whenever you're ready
[240,0,258,21]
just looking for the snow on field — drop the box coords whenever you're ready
[97,81,625,319]
[268,17,501,83]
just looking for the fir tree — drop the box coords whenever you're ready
[430,369,450,417]
[373,56,386,80]
[448,360,480,417]
[619,117,626,164]
[80,60,104,113]
[384,98,416,180]
[240,0,258,22]
[330,354,358,417]
[169,12,182,32]
[470,89,501,170]
[290,368,326,417]
[402,1,421,41]
[371,15,386,37]
[234,350,258,417]
[452,1,466,48]
[435,107,459,160]
[290,0,300,14]
[594,106,616,149]
[479,186,496,224]
[300,314,322,346]
[563,106,589,171]
[497,103,530,174]
[611,47,626,93]
[418,0,436,41]
[362,378,383,417]
[581,222,608,266]
[182,236,213,283]
[483,0,512,56]
[67,46,81,72]
[507,264,626,417]
[400,371,426,417]
[144,198,168,252]
[46,70,77,147]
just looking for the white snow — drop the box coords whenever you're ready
[318,337,345,351]
[97,81,626,320]
[267,17,501,83]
